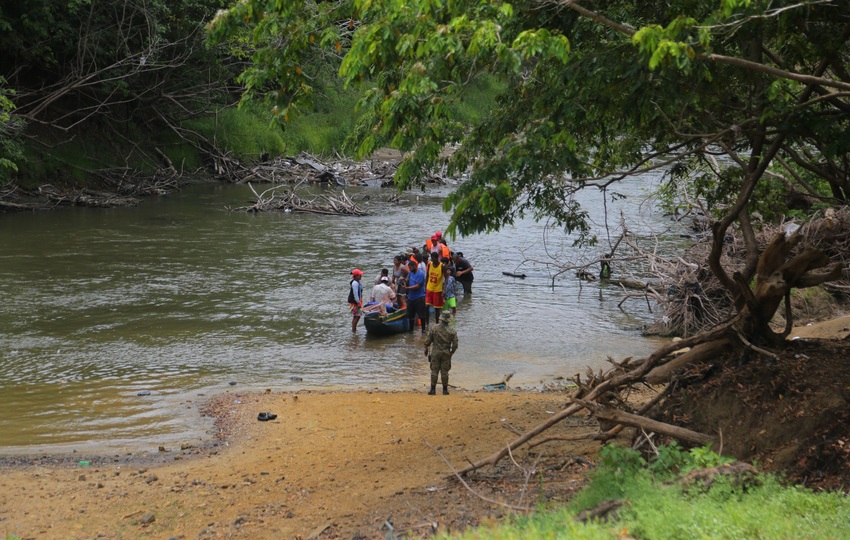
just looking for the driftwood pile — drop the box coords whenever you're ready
[232,182,368,216]
[219,152,406,188]
[0,144,441,214]
[222,151,447,215]
[648,207,850,337]
[0,167,180,211]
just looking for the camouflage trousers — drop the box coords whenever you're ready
[429,354,452,386]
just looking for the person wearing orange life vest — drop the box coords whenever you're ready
[437,240,450,259]
[425,252,445,324]
[435,231,451,259]
[424,233,439,253]
[425,231,451,259]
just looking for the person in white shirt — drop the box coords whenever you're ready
[370,276,397,315]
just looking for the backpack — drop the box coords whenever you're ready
[347,279,356,304]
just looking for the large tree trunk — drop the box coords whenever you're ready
[646,231,843,384]
[735,231,843,346]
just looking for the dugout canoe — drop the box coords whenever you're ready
[364,307,410,336]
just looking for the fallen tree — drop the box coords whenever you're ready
[457,213,845,476]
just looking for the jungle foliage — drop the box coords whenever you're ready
[210,0,850,344]
[0,0,241,181]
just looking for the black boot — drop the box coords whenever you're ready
[428,385,436,395]
[442,385,449,395]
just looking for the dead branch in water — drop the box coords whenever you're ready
[231,182,369,216]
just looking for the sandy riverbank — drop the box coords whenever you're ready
[0,388,603,539]
[5,316,848,539]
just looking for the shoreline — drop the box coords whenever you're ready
[0,388,602,539]
[0,385,576,467]
[0,379,578,463]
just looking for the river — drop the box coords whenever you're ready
[0,175,685,452]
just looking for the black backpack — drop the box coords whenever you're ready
[347,279,356,303]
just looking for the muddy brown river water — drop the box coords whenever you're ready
[0,178,684,451]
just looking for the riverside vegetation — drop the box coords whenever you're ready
[455,444,850,540]
[4,1,850,538]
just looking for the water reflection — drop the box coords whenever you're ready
[0,177,683,449]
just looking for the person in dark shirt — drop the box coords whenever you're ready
[452,252,474,295]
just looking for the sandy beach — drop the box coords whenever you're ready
[0,388,604,539]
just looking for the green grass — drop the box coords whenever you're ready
[178,88,360,161]
[445,444,850,540]
[275,74,504,157]
[281,87,361,156]
[181,105,287,162]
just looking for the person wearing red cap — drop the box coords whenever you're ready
[424,233,439,253]
[348,269,364,332]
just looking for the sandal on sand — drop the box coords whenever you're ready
[257,412,277,421]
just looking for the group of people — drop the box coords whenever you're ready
[347,230,474,334]
[346,231,472,394]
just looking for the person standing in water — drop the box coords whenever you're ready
[405,259,427,333]
[453,251,474,295]
[425,251,445,324]
[348,269,364,332]
[443,265,458,316]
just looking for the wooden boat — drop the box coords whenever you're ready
[364,307,410,336]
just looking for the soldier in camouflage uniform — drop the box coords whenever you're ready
[424,311,458,395]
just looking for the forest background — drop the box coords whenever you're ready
[0,0,496,192]
[3,0,850,341]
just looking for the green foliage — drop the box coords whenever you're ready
[0,0,236,172]
[210,0,850,248]
[17,130,132,188]
[0,77,23,185]
[207,0,355,125]
[452,75,507,126]
[657,153,838,223]
[449,444,850,540]
[281,84,362,155]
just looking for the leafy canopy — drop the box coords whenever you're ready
[209,0,850,243]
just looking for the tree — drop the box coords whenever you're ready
[207,0,356,124]
[212,0,847,345]
[0,77,23,185]
[0,0,237,173]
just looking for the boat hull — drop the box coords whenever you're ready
[364,308,410,336]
